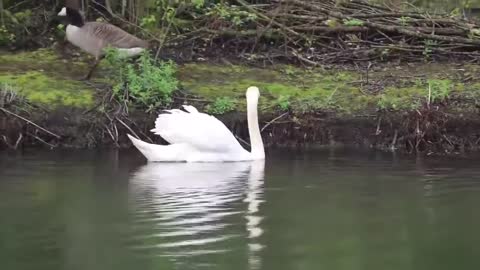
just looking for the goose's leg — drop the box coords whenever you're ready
[83,57,102,80]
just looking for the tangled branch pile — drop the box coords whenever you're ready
[169,0,480,65]
[3,0,480,65]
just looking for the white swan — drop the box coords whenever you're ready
[128,86,265,162]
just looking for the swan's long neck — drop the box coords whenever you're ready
[247,95,265,159]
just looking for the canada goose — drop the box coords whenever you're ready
[57,5,148,80]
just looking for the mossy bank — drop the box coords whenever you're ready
[2,49,480,154]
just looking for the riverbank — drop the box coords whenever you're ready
[1,48,480,154]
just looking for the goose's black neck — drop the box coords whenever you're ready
[66,7,84,27]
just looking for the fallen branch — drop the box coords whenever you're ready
[26,132,56,149]
[0,107,61,139]
[236,0,306,43]
[261,112,289,132]
[1,133,23,150]
[170,0,480,64]
[235,135,251,147]
[115,116,142,140]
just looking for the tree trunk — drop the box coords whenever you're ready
[127,0,135,21]
[105,0,112,14]
[0,0,4,26]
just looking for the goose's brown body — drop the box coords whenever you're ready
[58,2,148,79]
[66,22,148,60]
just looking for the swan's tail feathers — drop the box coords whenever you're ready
[182,105,199,113]
[127,134,187,162]
[127,134,154,160]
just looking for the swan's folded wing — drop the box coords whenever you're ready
[182,105,198,113]
[150,109,244,152]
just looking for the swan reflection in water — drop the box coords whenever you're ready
[129,160,265,269]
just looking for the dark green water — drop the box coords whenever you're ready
[1,149,480,270]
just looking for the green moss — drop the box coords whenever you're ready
[0,71,94,108]
[205,97,236,114]
[0,49,101,109]
[0,49,62,73]
[0,48,90,79]
[1,49,478,116]
[0,48,58,63]
[377,86,424,110]
[179,63,479,115]
[179,63,370,114]
[376,79,458,110]
[465,82,480,95]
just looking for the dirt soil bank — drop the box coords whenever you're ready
[2,49,480,154]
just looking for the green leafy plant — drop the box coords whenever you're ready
[140,14,157,29]
[277,95,291,110]
[427,79,452,103]
[463,0,472,9]
[105,48,178,111]
[206,3,257,27]
[380,48,390,60]
[0,9,35,46]
[192,0,205,9]
[0,82,26,108]
[398,16,410,26]
[469,28,480,39]
[283,66,297,76]
[55,24,65,39]
[450,7,462,18]
[343,18,364,26]
[423,39,438,59]
[0,26,15,46]
[205,97,235,114]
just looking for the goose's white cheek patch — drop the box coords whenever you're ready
[58,7,67,16]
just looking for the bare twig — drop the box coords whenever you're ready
[235,135,251,147]
[115,116,141,140]
[236,0,305,43]
[0,108,61,139]
[14,133,23,149]
[261,112,289,132]
[376,116,382,135]
[390,129,398,151]
[26,132,56,149]
[1,133,22,150]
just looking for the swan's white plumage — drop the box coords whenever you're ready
[182,105,199,113]
[128,86,264,162]
[58,7,67,16]
[151,108,244,152]
[128,135,192,161]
